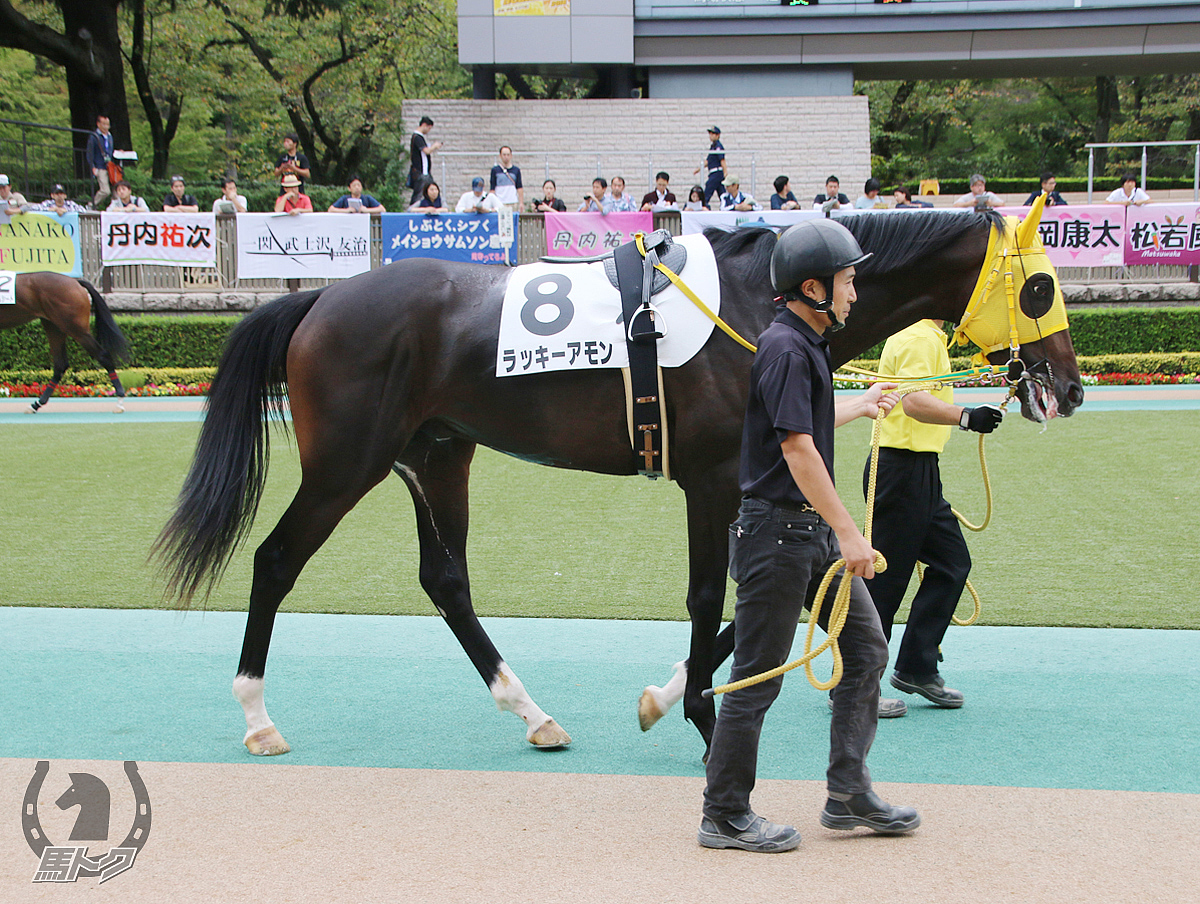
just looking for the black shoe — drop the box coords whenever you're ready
[698,811,801,852]
[820,790,921,834]
[890,672,964,708]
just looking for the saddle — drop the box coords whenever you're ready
[545,229,683,480]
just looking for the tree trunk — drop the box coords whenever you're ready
[1093,76,1121,176]
[60,1,133,174]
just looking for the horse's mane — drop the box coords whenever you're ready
[703,209,1004,283]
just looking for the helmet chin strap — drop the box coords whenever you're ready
[817,276,845,332]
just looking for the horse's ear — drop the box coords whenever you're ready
[1016,191,1047,248]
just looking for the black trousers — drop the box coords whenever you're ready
[862,448,971,678]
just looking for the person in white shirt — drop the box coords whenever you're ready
[106,181,150,212]
[719,175,759,211]
[953,174,1004,209]
[1106,173,1152,206]
[456,177,502,213]
[212,178,248,213]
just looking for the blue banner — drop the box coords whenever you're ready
[381,212,515,266]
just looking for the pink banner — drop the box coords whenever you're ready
[997,205,1125,268]
[543,211,653,257]
[1123,204,1200,266]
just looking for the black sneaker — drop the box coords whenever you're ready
[698,811,801,852]
[820,790,921,834]
[890,671,964,708]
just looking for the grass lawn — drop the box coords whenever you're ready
[0,409,1196,629]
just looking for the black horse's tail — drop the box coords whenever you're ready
[154,290,325,606]
[78,279,131,365]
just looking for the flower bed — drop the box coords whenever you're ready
[1,381,211,398]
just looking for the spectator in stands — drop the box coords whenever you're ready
[329,176,386,213]
[641,171,677,210]
[770,176,800,210]
[212,178,248,214]
[162,175,200,213]
[812,175,850,210]
[490,146,524,210]
[533,179,566,213]
[274,173,313,215]
[693,126,726,206]
[855,178,888,209]
[411,181,449,212]
[893,186,932,209]
[0,174,30,214]
[579,177,608,212]
[86,114,115,209]
[40,183,86,215]
[953,174,1005,209]
[408,116,442,206]
[1023,172,1067,207]
[1106,173,1151,206]
[275,133,311,194]
[682,184,707,212]
[719,174,759,211]
[603,175,638,213]
[107,180,150,212]
[456,176,502,214]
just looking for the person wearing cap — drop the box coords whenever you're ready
[861,320,1003,719]
[106,180,149,213]
[698,218,919,854]
[0,175,30,215]
[455,177,502,214]
[328,176,386,213]
[40,184,86,215]
[719,174,759,212]
[162,175,199,213]
[274,174,313,215]
[692,126,726,207]
[953,174,1004,209]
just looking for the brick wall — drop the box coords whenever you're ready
[400,97,871,210]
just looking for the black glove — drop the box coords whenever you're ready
[960,404,1004,434]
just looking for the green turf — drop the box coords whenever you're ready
[1,410,1196,628]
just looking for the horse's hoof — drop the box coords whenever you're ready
[244,725,291,756]
[113,402,125,414]
[528,717,571,748]
[638,686,668,732]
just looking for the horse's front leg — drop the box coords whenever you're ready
[644,466,741,755]
[394,434,570,748]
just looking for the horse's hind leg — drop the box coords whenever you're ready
[58,306,126,409]
[28,324,69,412]
[394,431,571,748]
[234,440,396,755]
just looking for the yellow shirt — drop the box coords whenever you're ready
[878,320,954,454]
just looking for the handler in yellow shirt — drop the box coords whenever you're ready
[864,320,1003,713]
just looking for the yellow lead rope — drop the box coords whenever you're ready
[706,382,1010,698]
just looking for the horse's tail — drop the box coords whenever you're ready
[153,290,325,606]
[78,279,131,365]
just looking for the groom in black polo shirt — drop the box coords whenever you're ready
[698,219,921,854]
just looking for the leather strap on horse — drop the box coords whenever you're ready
[704,381,1012,699]
[615,233,669,479]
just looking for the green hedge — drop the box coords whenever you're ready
[0,316,236,369]
[3,308,1199,372]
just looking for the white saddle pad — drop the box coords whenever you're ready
[496,233,720,378]
[0,271,16,305]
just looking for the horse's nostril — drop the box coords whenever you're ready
[1067,384,1084,408]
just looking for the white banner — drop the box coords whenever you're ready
[0,270,14,304]
[496,233,721,377]
[236,213,371,280]
[100,213,216,267]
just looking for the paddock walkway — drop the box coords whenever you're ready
[1,607,1197,903]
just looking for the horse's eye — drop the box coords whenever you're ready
[1020,273,1055,320]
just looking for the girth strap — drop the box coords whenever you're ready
[613,238,667,479]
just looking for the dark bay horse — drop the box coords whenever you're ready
[0,272,129,410]
[156,208,1084,758]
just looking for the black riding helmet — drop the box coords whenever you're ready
[770,219,872,331]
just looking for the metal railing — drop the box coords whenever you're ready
[1084,140,1200,203]
[0,118,93,199]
